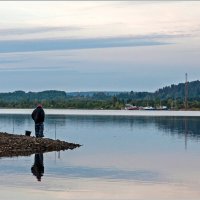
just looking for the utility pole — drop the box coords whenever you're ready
[55,121,57,140]
[185,73,188,110]
[12,119,14,133]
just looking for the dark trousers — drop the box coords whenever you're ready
[35,123,44,137]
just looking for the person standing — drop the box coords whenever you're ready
[31,104,45,138]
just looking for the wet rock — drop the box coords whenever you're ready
[0,132,81,158]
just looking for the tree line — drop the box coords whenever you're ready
[0,80,199,110]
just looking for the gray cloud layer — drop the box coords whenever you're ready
[0,36,168,53]
[0,26,81,36]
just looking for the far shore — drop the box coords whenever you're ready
[0,108,200,117]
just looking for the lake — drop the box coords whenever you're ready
[0,109,200,200]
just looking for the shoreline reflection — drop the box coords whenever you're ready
[0,114,200,140]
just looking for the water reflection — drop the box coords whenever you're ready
[46,165,161,182]
[49,115,200,141]
[152,116,199,136]
[31,153,44,182]
[0,114,200,143]
[0,114,200,142]
[0,113,200,199]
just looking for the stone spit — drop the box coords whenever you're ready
[0,132,81,157]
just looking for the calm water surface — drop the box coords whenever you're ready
[0,110,200,200]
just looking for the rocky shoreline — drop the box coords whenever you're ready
[0,132,81,157]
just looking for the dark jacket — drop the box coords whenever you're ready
[32,107,45,124]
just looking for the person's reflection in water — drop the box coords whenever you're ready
[31,153,44,182]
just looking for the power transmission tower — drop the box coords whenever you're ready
[185,73,188,110]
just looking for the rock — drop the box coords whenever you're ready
[0,132,81,157]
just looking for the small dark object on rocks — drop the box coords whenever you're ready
[25,130,31,136]
[0,132,81,158]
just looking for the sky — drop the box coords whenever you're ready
[0,1,200,92]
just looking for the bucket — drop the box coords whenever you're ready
[25,130,31,136]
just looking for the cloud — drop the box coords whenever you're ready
[0,26,81,36]
[0,36,169,53]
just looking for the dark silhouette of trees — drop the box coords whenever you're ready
[0,81,199,109]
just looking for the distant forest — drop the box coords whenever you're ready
[0,80,200,110]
